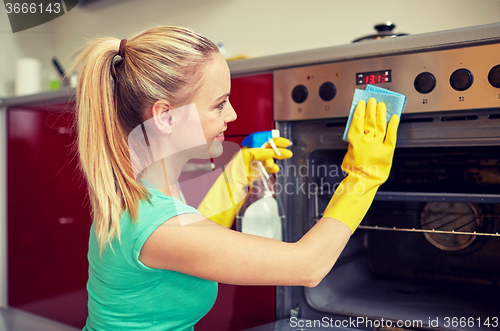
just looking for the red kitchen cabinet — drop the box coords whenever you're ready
[225,73,274,138]
[7,103,90,328]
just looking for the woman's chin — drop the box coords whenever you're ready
[209,140,223,158]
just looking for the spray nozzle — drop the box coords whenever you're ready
[241,129,280,149]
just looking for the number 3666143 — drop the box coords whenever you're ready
[5,2,61,14]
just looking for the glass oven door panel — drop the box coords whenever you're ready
[303,146,500,329]
[386,146,500,195]
[307,146,500,195]
[366,201,500,286]
[307,147,500,285]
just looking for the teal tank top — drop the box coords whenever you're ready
[83,188,218,331]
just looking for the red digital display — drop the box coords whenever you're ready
[356,70,392,85]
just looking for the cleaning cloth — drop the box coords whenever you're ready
[343,84,406,142]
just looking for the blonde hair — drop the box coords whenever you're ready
[71,26,219,251]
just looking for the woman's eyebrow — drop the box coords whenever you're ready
[214,93,231,103]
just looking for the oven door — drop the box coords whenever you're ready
[272,109,500,331]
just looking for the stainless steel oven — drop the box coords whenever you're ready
[243,23,500,331]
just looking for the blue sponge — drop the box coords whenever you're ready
[342,84,406,142]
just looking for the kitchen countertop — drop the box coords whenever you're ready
[0,87,75,108]
[0,308,80,331]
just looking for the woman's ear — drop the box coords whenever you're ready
[152,100,174,134]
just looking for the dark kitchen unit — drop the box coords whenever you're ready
[228,22,500,331]
[0,90,88,330]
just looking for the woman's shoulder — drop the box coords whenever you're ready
[123,186,199,231]
[109,187,200,265]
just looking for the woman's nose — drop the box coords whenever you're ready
[225,101,237,123]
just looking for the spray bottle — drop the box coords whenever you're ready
[237,130,284,240]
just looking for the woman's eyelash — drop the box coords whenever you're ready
[217,100,227,110]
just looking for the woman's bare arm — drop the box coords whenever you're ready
[140,213,351,288]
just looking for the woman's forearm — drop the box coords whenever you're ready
[294,217,352,287]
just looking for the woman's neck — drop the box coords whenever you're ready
[141,156,187,200]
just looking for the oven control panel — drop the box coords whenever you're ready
[274,43,500,121]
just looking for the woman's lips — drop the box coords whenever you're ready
[215,132,225,141]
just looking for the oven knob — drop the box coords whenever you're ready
[450,68,474,91]
[414,72,436,94]
[319,82,337,101]
[488,65,500,88]
[291,84,308,103]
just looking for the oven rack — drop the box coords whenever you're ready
[313,217,500,236]
[312,189,500,237]
[356,224,500,237]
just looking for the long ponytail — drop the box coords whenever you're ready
[72,38,148,252]
[71,27,219,252]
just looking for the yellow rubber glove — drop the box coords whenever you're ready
[244,137,293,185]
[198,138,293,228]
[323,98,399,233]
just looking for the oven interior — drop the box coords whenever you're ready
[279,111,500,329]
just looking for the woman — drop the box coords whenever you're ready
[72,26,399,330]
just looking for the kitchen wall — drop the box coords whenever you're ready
[0,0,499,98]
[0,10,55,97]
